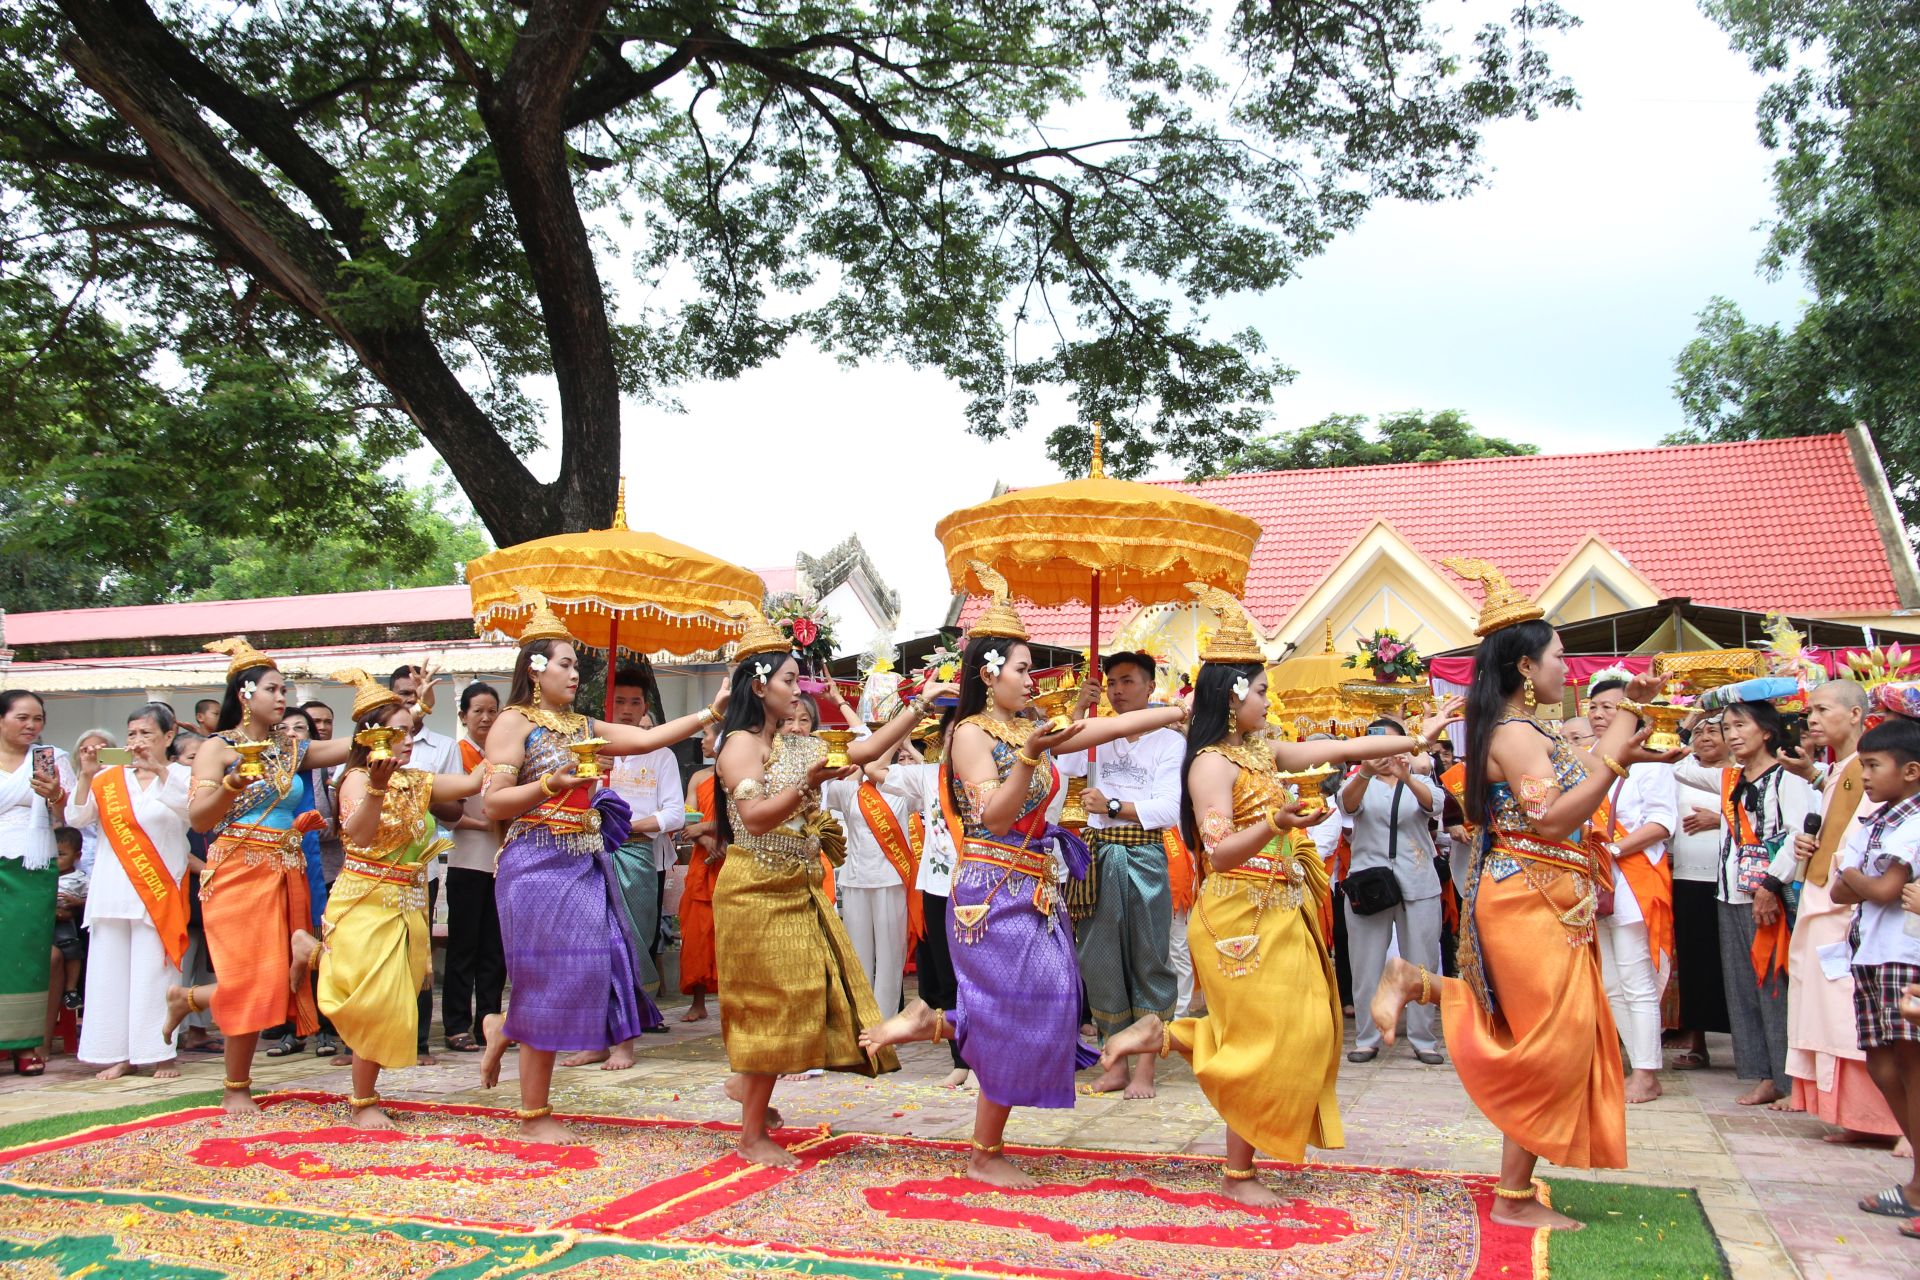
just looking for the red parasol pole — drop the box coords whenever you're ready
[604,615,621,721]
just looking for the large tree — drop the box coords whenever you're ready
[3,1,1577,554]
[1202,408,1535,474]
[1671,1,1920,531]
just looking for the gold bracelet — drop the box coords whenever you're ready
[1014,750,1042,769]
[223,1078,251,1092]
[367,787,387,798]
[539,773,558,797]
[1265,807,1285,834]
[1601,754,1630,780]
[514,1105,553,1121]
[221,774,245,793]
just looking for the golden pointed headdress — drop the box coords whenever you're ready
[1187,582,1266,665]
[333,667,404,722]
[1442,557,1545,637]
[204,636,277,682]
[964,561,1028,641]
[513,586,574,646]
[717,599,792,662]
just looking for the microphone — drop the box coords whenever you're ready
[1795,812,1821,882]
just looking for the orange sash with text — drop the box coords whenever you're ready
[93,768,190,968]
[857,780,925,949]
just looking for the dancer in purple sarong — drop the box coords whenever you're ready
[861,565,1187,1187]
[477,592,727,1144]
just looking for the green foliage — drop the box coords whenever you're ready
[1203,409,1537,475]
[1,0,1579,549]
[1672,2,1920,532]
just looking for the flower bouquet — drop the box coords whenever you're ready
[1344,628,1424,682]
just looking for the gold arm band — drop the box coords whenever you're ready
[488,762,518,776]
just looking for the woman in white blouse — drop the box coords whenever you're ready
[66,704,193,1079]
[0,690,72,1076]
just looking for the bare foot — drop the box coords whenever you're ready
[1491,1196,1584,1231]
[778,1072,817,1083]
[1897,1137,1913,1159]
[1096,1013,1163,1072]
[416,1052,437,1067]
[966,1151,1036,1189]
[1736,1080,1783,1107]
[330,1052,352,1067]
[1083,1062,1128,1095]
[478,1014,509,1090]
[561,1049,611,1068]
[150,1059,179,1080]
[738,1133,799,1168]
[602,1041,636,1071]
[289,929,324,993]
[940,1068,973,1089]
[161,985,191,1045]
[1765,1096,1803,1113]
[1222,1176,1283,1208]
[521,1115,586,1146]
[222,1087,260,1117]
[93,1061,133,1081]
[1079,1023,1097,1041]
[1124,1057,1158,1100]
[1624,1069,1662,1104]
[859,999,940,1055]
[350,1105,397,1131]
[681,998,708,1022]
[1370,957,1424,1047]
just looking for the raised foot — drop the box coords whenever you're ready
[521,1116,586,1146]
[93,1061,133,1082]
[222,1090,261,1117]
[738,1133,798,1167]
[966,1152,1035,1190]
[561,1049,610,1068]
[350,1106,397,1131]
[858,999,939,1055]
[722,1073,782,1131]
[1221,1176,1284,1208]
[1491,1196,1584,1231]
[478,1014,510,1090]
[1370,957,1424,1047]
[289,929,324,993]
[1097,1013,1163,1071]
[939,1068,973,1090]
[160,985,192,1046]
[1623,1070,1662,1105]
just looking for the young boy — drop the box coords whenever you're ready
[52,827,88,1012]
[1831,718,1920,1224]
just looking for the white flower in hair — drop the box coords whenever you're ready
[1231,676,1251,703]
[241,680,258,700]
[528,653,549,674]
[752,660,773,682]
[981,648,1005,678]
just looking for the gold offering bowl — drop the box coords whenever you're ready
[1653,649,1761,692]
[1277,766,1337,817]
[352,725,401,762]
[1620,701,1689,753]
[1061,774,1089,829]
[815,729,856,768]
[566,738,611,779]
[230,738,273,778]
[1028,686,1078,733]
[1338,680,1429,722]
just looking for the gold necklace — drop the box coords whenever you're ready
[521,705,589,737]
[965,713,1034,749]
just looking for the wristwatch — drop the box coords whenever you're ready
[1106,797,1122,819]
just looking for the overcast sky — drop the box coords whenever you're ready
[530,1,1803,639]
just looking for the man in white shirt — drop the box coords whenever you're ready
[821,744,924,1020]
[1056,652,1183,1098]
[581,669,686,1069]
[885,741,971,1088]
[1585,678,1681,1104]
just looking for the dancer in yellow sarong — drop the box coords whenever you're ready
[1370,559,1675,1230]
[319,672,483,1129]
[1100,585,1459,1205]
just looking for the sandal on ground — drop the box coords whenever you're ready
[265,1034,306,1058]
[12,1052,44,1076]
[444,1033,481,1053]
[1415,1050,1446,1065]
[1347,1048,1379,1064]
[1901,1218,1920,1241]
[1861,1186,1919,1217]
[1670,1049,1710,1070]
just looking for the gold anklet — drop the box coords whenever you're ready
[348,1095,382,1110]
[515,1106,553,1121]
[185,987,200,1013]
[970,1140,1003,1155]
[1223,1166,1260,1181]
[1419,967,1432,1005]
[1159,1024,1174,1058]
[933,1009,952,1044]
[223,1078,251,1091]
[1493,1182,1540,1201]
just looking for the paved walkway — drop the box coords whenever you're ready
[6,999,1917,1279]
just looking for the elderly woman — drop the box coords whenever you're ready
[0,691,72,1075]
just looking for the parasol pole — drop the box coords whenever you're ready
[1088,423,1104,765]
[604,476,630,722]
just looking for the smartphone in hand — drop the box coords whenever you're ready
[30,746,54,777]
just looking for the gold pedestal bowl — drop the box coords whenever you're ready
[1277,765,1337,818]
[1619,701,1689,753]
[1028,686,1078,733]
[230,738,273,778]
[815,729,856,768]
[351,726,401,762]
[566,738,611,779]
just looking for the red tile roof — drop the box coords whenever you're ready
[956,434,1909,645]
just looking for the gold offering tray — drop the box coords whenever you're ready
[1653,649,1761,691]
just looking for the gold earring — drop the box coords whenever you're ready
[1523,682,1537,711]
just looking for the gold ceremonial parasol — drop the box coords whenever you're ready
[467,479,765,715]
[935,424,1262,653]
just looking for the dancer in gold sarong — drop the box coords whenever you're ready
[710,601,953,1168]
[319,672,483,1129]
[1371,560,1676,1230]
[1101,585,1459,1205]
